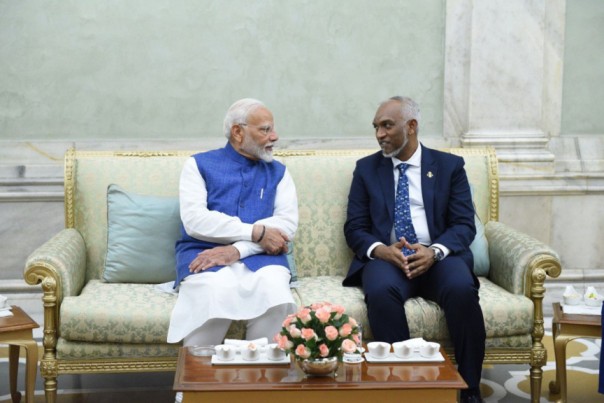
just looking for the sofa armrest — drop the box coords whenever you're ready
[485,221,562,297]
[24,228,87,302]
[23,228,87,377]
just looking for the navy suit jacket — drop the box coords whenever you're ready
[343,144,476,286]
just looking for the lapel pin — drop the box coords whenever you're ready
[427,171,434,178]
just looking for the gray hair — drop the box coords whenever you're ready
[388,96,421,126]
[223,98,266,139]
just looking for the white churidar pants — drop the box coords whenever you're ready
[167,263,296,345]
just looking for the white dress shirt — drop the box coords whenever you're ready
[367,146,450,259]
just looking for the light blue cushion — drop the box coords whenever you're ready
[104,184,180,283]
[470,214,490,276]
[286,241,298,287]
[469,185,490,276]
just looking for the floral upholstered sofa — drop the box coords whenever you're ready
[25,147,561,402]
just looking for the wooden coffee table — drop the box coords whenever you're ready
[549,302,602,403]
[174,346,467,402]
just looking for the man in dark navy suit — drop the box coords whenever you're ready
[343,96,486,403]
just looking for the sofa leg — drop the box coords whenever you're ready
[44,376,58,403]
[529,366,543,403]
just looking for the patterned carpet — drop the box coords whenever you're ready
[0,329,601,402]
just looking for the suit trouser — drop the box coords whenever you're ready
[361,256,486,391]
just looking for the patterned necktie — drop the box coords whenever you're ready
[394,163,418,256]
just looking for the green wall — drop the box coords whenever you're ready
[0,0,445,140]
[561,0,604,135]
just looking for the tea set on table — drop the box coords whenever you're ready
[364,338,444,362]
[189,338,289,365]
[191,336,443,365]
[563,285,602,307]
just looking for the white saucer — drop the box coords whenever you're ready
[211,353,290,365]
[364,351,445,363]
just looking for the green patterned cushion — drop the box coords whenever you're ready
[60,280,177,343]
[295,276,533,346]
[60,279,302,345]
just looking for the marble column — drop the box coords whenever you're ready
[445,0,566,175]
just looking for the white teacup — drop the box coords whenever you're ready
[392,341,413,359]
[0,295,7,309]
[215,344,236,361]
[343,352,363,363]
[367,341,391,359]
[419,342,440,358]
[241,343,260,361]
[265,343,286,361]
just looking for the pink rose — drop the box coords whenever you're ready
[348,317,358,327]
[315,307,332,324]
[288,325,301,339]
[297,308,312,324]
[332,304,345,319]
[310,302,325,310]
[295,344,311,359]
[282,314,295,328]
[301,328,316,341]
[353,334,361,345]
[325,325,338,341]
[339,323,352,337]
[277,335,293,350]
[319,344,330,357]
[341,339,357,353]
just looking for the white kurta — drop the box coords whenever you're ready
[167,156,298,343]
[167,263,295,343]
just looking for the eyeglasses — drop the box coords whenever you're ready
[238,123,275,136]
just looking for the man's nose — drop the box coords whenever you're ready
[270,130,279,142]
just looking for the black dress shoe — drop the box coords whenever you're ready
[460,387,483,403]
[460,393,484,403]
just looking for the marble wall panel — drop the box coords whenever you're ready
[578,137,604,172]
[551,195,604,272]
[468,0,545,131]
[0,201,64,280]
[561,0,604,135]
[499,195,553,246]
[0,0,446,140]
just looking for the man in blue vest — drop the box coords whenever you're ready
[167,98,298,349]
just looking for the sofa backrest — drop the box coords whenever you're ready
[64,147,498,282]
[65,149,190,281]
[278,147,499,278]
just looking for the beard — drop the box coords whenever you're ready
[241,135,274,162]
[381,134,408,159]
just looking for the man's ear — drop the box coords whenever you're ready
[231,124,244,143]
[407,119,418,135]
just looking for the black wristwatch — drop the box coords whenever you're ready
[429,246,444,262]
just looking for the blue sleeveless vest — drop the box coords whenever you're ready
[175,143,288,285]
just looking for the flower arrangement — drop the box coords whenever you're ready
[276,301,361,361]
